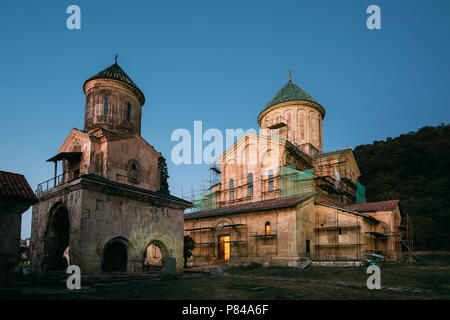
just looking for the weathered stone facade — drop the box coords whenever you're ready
[31,61,191,275]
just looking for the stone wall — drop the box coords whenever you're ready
[185,203,313,267]
[31,177,187,275]
[0,211,22,287]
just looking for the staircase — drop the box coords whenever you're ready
[294,258,312,270]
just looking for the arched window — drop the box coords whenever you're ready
[268,170,274,193]
[265,222,271,236]
[86,101,91,119]
[127,159,140,184]
[310,111,316,144]
[126,103,132,121]
[299,110,305,140]
[229,179,234,201]
[103,97,109,115]
[318,117,322,145]
[247,173,253,197]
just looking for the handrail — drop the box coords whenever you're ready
[35,170,75,195]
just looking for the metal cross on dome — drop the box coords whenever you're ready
[114,54,118,64]
[288,70,294,81]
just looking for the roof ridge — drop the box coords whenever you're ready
[185,193,316,219]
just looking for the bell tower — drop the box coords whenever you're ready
[83,57,145,135]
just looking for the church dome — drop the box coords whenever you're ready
[83,61,145,104]
[261,79,325,118]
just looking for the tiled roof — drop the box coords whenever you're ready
[313,147,352,160]
[265,80,323,111]
[184,193,315,220]
[315,202,379,223]
[84,62,145,102]
[0,171,38,202]
[345,200,400,212]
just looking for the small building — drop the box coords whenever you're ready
[31,60,191,275]
[0,171,37,288]
[184,78,413,267]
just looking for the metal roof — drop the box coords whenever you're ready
[83,62,145,103]
[345,200,400,212]
[184,193,315,220]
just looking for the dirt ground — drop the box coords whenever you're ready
[4,255,450,300]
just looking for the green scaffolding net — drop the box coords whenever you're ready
[193,185,217,211]
[278,166,314,199]
[192,166,315,212]
[356,181,366,204]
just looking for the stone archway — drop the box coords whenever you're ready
[143,240,169,272]
[102,237,129,273]
[44,203,70,271]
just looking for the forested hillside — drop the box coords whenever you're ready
[353,124,450,250]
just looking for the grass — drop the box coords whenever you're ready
[7,255,450,300]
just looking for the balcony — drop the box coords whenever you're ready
[35,170,80,195]
[36,152,82,195]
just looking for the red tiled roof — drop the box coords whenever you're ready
[345,200,399,212]
[0,171,38,202]
[184,193,315,220]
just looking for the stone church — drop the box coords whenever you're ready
[184,76,414,267]
[31,60,191,275]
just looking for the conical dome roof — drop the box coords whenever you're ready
[258,79,325,124]
[266,80,319,108]
[84,62,145,103]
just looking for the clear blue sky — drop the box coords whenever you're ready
[0,0,449,238]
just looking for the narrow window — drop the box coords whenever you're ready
[126,103,132,121]
[318,117,321,145]
[87,101,91,119]
[310,111,316,145]
[265,222,271,236]
[268,170,274,193]
[247,173,253,197]
[103,97,109,115]
[127,160,140,184]
[299,110,305,140]
[229,179,234,201]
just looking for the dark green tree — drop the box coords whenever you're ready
[353,124,450,250]
[158,155,170,195]
[184,235,196,267]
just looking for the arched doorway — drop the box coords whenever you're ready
[213,218,235,261]
[45,204,70,271]
[143,240,169,272]
[102,238,128,273]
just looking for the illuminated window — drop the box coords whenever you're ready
[229,179,234,201]
[268,170,274,192]
[247,173,253,197]
[265,222,271,236]
[126,103,132,121]
[103,97,109,115]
